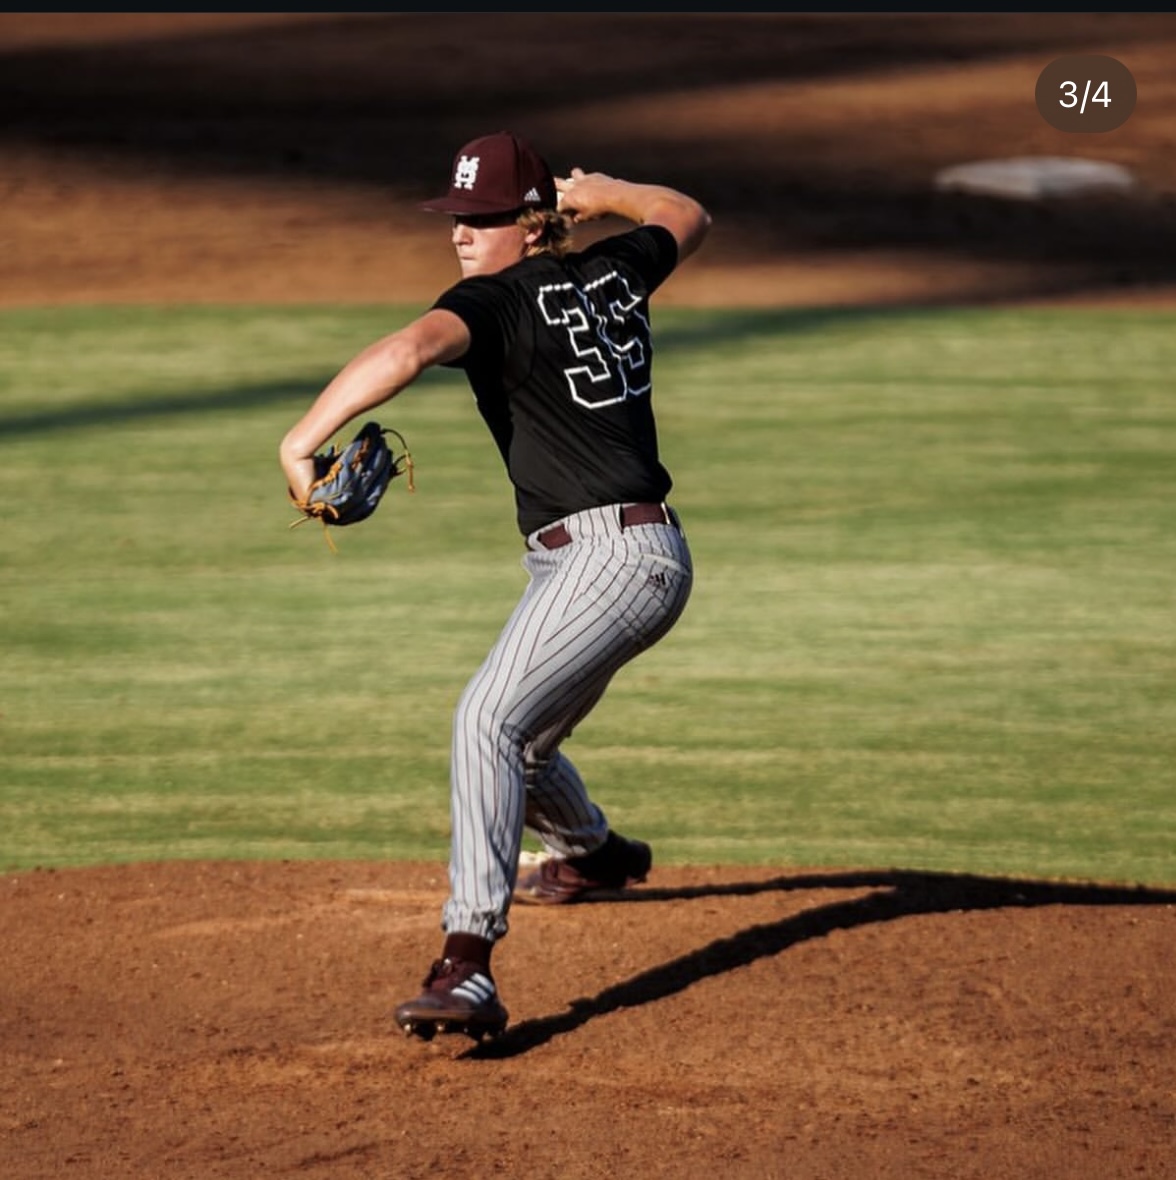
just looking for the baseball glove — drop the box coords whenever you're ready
[289,421,414,549]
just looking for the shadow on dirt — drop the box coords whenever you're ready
[471,868,1176,1059]
[5,14,1176,300]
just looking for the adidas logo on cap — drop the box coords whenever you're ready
[523,187,542,203]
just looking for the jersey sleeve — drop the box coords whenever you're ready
[431,277,513,371]
[580,224,680,296]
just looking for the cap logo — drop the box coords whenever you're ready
[454,154,480,192]
[523,187,541,203]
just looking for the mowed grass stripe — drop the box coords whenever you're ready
[1,305,1172,884]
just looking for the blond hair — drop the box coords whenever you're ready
[520,208,573,259]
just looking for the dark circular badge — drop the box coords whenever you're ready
[1035,55,1137,133]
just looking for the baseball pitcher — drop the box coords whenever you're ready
[279,131,711,1042]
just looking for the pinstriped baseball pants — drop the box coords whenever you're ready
[442,503,694,942]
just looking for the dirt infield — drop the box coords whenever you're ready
[4,861,1175,1179]
[5,12,1176,311]
[3,15,1176,1180]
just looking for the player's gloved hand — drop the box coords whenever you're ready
[288,421,414,548]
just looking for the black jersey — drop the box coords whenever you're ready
[433,224,680,535]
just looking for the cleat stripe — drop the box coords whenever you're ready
[451,973,496,1003]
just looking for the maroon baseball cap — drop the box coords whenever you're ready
[420,132,557,216]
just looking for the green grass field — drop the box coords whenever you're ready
[2,304,1173,885]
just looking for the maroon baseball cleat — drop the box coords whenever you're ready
[394,957,508,1042]
[515,832,652,904]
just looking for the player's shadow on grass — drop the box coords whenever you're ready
[469,869,1176,1060]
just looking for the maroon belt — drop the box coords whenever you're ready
[536,503,673,550]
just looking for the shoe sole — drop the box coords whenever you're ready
[397,1014,507,1043]
[513,873,648,906]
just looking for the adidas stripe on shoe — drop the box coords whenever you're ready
[394,957,509,1042]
